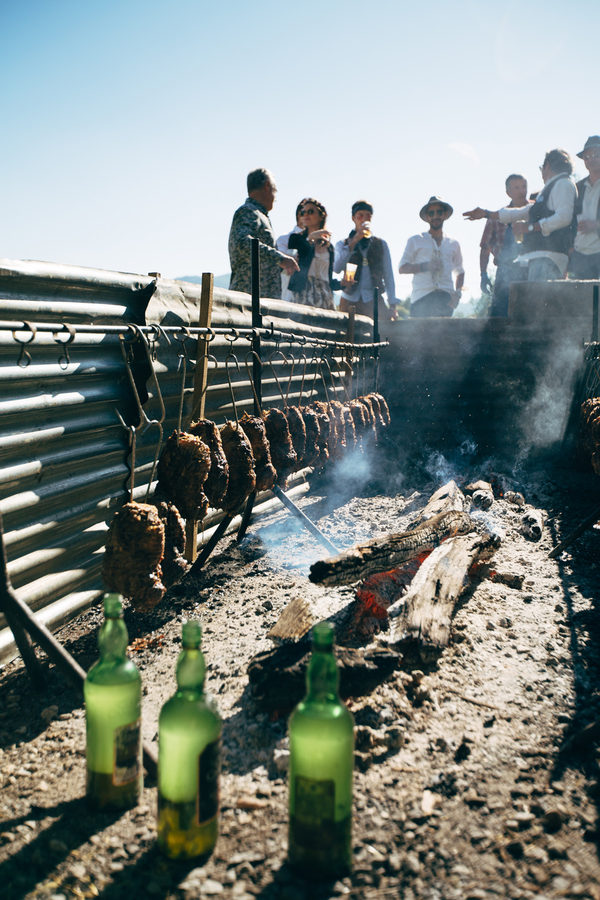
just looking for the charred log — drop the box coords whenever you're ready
[309,510,473,587]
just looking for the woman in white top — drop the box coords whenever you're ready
[287,198,340,309]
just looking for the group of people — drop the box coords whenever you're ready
[227,135,600,321]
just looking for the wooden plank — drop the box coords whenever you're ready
[411,480,465,526]
[389,531,499,662]
[184,273,214,562]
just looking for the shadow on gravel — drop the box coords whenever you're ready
[2,798,120,900]
[91,844,217,900]
[545,467,600,858]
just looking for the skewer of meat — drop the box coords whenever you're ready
[286,406,307,470]
[103,502,166,609]
[153,499,188,588]
[370,392,391,427]
[299,407,321,466]
[156,430,211,521]
[264,408,297,486]
[188,418,229,508]
[220,421,257,512]
[239,412,277,492]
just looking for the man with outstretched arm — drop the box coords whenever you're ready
[228,168,299,299]
[479,174,529,317]
[464,148,576,282]
[398,196,464,318]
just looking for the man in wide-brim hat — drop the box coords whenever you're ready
[398,196,464,317]
[570,136,600,280]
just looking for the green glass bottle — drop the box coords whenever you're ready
[288,621,355,880]
[158,620,222,860]
[84,593,142,810]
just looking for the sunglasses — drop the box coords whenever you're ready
[426,208,446,217]
[300,208,318,216]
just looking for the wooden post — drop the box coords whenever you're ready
[184,273,214,562]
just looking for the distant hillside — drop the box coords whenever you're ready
[177,274,231,288]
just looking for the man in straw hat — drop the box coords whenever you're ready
[569,136,600,280]
[398,196,464,317]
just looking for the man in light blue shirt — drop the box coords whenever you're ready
[334,200,396,320]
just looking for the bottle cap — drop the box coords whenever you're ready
[103,593,123,617]
[182,620,202,648]
[312,620,334,651]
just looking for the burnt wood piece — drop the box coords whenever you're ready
[238,412,277,492]
[248,641,401,713]
[264,408,297,486]
[464,479,493,496]
[188,418,229,508]
[411,480,465,526]
[309,510,472,587]
[468,563,524,590]
[390,531,500,662]
[156,430,211,521]
[220,421,257,512]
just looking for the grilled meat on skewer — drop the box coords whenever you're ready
[299,407,321,466]
[348,399,368,448]
[286,406,307,470]
[367,393,386,432]
[264,408,297,487]
[330,401,351,455]
[358,395,379,441]
[103,501,166,609]
[371,392,391,427]
[342,403,357,451]
[188,418,229,508]
[157,430,211,521]
[239,412,277,492]
[311,400,337,459]
[153,499,188,587]
[220,421,256,512]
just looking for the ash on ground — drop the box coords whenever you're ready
[2,462,600,900]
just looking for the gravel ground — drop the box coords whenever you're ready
[2,455,600,900]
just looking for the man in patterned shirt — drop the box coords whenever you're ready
[228,168,298,299]
[479,174,529,317]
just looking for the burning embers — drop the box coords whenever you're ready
[102,393,391,608]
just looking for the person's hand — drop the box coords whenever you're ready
[340,277,353,289]
[280,255,300,275]
[513,221,528,237]
[449,290,461,309]
[348,220,370,249]
[463,207,488,221]
[578,219,600,235]
[418,260,432,273]
[308,229,331,245]
[480,272,493,294]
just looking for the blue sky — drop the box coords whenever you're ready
[1,0,598,302]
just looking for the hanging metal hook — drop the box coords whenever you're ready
[244,350,264,416]
[297,352,309,408]
[12,321,37,368]
[268,348,290,408]
[173,326,191,438]
[114,410,137,502]
[225,350,242,427]
[147,323,171,361]
[52,323,76,370]
[183,354,219,430]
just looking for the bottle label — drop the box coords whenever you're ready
[197,738,221,826]
[294,775,335,826]
[113,719,141,786]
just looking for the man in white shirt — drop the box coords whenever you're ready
[570,136,600,280]
[398,196,464,317]
[334,200,396,320]
[463,148,576,281]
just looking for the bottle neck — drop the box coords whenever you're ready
[305,649,340,703]
[98,616,129,661]
[176,646,206,695]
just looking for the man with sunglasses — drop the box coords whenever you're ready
[569,136,600,280]
[334,200,396,320]
[398,197,464,317]
[463,149,576,282]
[228,168,299,299]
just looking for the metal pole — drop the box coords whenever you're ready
[373,287,380,391]
[593,284,599,343]
[272,485,339,556]
[251,237,262,411]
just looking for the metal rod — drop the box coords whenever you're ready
[272,484,339,556]
[189,513,236,574]
[548,502,600,559]
[1,319,388,350]
[237,490,256,543]
[593,285,599,343]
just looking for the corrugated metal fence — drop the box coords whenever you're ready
[0,259,378,665]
